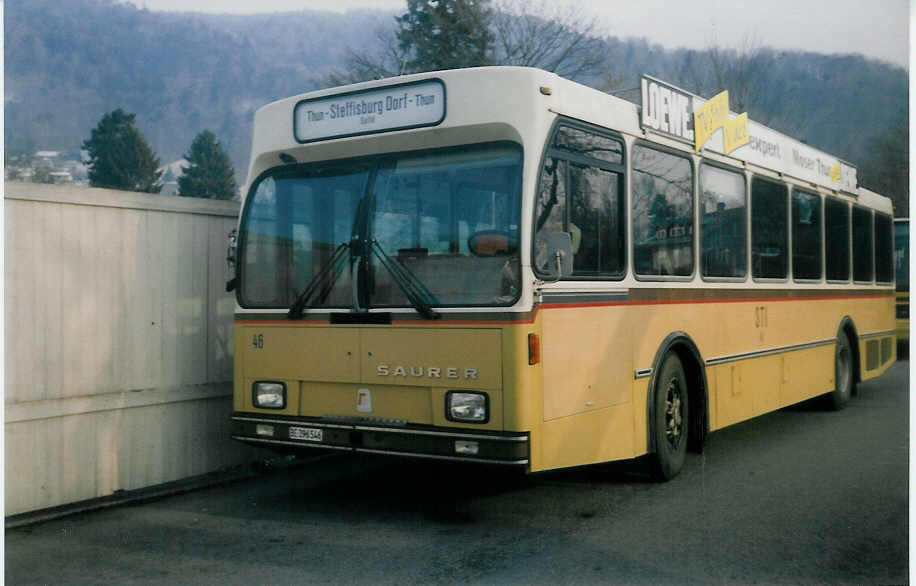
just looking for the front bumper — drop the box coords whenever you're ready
[231,413,530,466]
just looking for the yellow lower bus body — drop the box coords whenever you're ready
[232,290,895,473]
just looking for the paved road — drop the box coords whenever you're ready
[6,362,909,585]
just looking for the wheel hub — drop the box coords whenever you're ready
[664,378,684,448]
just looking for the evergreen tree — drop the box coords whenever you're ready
[396,0,493,72]
[82,108,162,193]
[326,1,612,87]
[177,130,238,200]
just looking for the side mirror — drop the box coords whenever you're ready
[226,228,238,292]
[468,231,518,256]
[544,232,573,279]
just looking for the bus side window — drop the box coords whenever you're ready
[825,197,850,281]
[700,164,747,279]
[568,162,624,277]
[534,157,569,274]
[751,177,788,280]
[852,205,874,282]
[631,144,694,277]
[534,123,626,280]
[874,213,893,283]
[792,189,822,281]
[553,124,623,164]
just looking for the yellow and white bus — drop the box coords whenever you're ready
[229,68,896,480]
[894,218,908,349]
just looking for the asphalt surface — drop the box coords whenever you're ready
[5,361,909,585]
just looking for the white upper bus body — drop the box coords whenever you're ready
[241,66,893,317]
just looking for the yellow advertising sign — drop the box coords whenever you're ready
[723,113,749,153]
[693,90,729,152]
[639,75,857,192]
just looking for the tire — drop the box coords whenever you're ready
[824,332,854,410]
[649,353,689,481]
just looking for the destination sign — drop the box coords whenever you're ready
[294,79,446,143]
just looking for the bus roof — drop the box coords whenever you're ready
[246,67,636,185]
[246,66,893,213]
[857,187,895,215]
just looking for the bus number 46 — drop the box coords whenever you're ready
[755,306,768,328]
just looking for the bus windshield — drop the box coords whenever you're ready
[238,142,522,310]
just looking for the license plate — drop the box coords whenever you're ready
[289,426,323,442]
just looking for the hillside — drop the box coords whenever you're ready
[5,0,391,181]
[4,0,908,210]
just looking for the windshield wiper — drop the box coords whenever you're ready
[369,240,440,320]
[287,242,350,319]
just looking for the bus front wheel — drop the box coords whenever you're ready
[649,353,689,481]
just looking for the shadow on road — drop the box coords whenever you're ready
[241,448,662,528]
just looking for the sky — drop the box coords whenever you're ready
[126,0,911,68]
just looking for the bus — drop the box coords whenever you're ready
[228,67,896,480]
[894,218,908,350]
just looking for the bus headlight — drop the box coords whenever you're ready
[446,391,489,423]
[252,381,286,409]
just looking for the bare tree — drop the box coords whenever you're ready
[490,0,613,85]
[678,49,710,98]
[678,34,775,116]
[861,123,909,216]
[324,0,618,89]
[707,35,774,114]
[324,26,406,86]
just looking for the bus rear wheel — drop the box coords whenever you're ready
[649,353,689,481]
[824,332,854,410]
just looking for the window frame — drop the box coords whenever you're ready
[698,160,748,283]
[790,187,824,284]
[630,139,696,282]
[852,204,875,284]
[750,175,790,283]
[874,212,894,285]
[531,117,628,281]
[824,196,851,284]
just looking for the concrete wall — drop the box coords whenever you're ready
[5,182,264,516]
